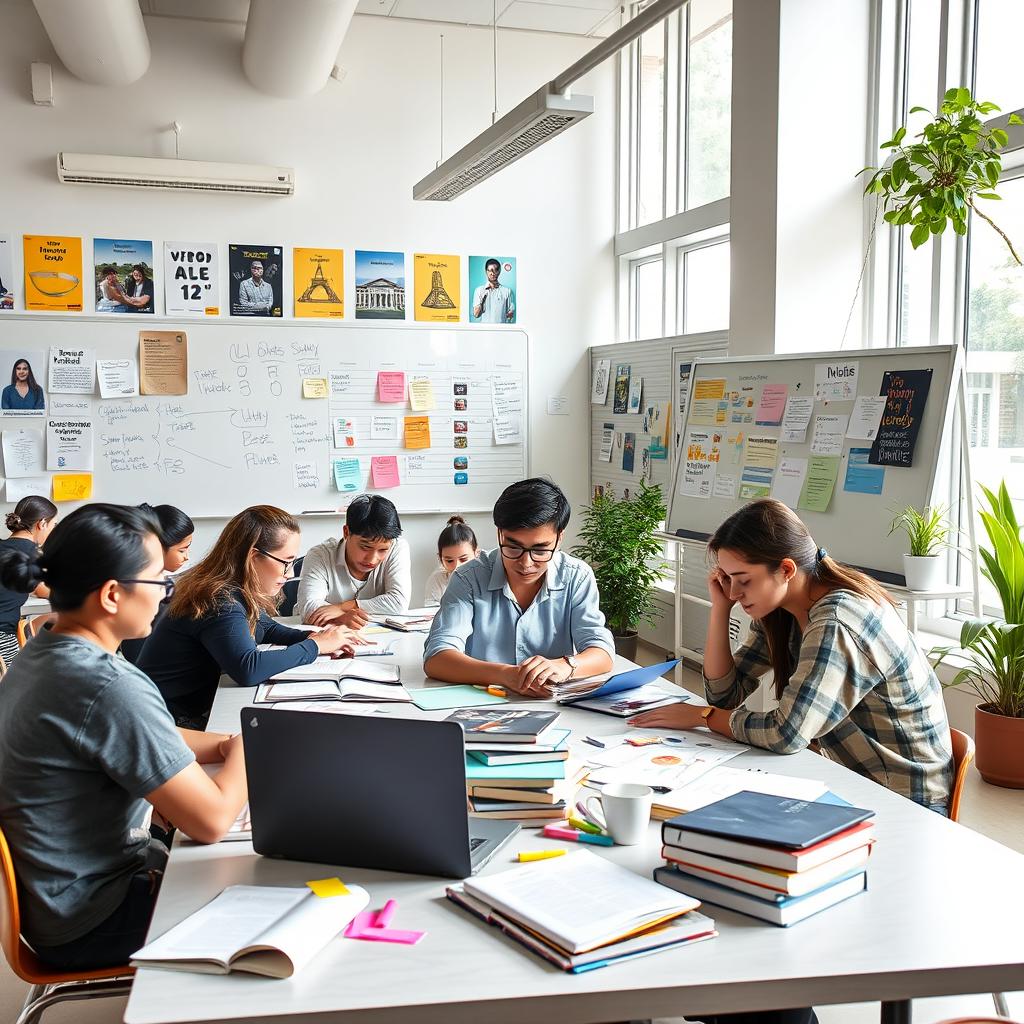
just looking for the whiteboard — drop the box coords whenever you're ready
[0,317,529,517]
[667,345,962,585]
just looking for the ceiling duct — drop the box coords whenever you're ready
[413,0,688,201]
[243,0,358,98]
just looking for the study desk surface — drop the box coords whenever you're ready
[125,633,1024,1024]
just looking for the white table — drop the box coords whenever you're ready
[126,632,1024,1024]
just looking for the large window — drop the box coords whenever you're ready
[678,237,730,333]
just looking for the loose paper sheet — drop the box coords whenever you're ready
[97,359,139,399]
[491,376,523,445]
[48,347,96,394]
[139,331,187,395]
[46,417,94,471]
[2,428,44,478]
[408,377,435,411]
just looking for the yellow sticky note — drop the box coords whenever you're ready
[307,877,350,898]
[52,473,92,502]
[303,378,329,399]
[408,376,435,411]
[404,415,431,449]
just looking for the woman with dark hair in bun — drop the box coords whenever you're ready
[0,503,248,970]
[0,494,56,664]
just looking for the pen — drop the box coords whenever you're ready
[583,736,608,748]
[567,814,603,836]
[518,849,567,862]
[542,824,615,847]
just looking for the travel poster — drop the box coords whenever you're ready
[0,348,46,416]
[23,235,83,312]
[469,255,516,324]
[94,238,155,314]
[414,253,460,323]
[294,247,344,318]
[164,242,219,316]
[613,364,631,414]
[229,243,283,317]
[0,236,13,310]
[869,368,932,468]
[355,250,405,320]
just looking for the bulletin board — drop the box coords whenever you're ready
[666,345,963,585]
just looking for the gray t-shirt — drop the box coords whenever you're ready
[0,631,194,946]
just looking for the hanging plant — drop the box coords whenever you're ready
[860,87,1023,265]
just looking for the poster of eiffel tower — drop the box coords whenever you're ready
[413,253,461,322]
[293,247,344,318]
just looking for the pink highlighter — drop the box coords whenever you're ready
[542,823,615,847]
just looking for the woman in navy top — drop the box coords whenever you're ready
[0,495,56,664]
[138,505,357,728]
[1,358,45,410]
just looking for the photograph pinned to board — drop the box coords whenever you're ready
[627,376,644,414]
[844,448,886,495]
[0,236,13,310]
[613,364,631,414]
[814,359,859,402]
[49,347,96,395]
[96,360,140,399]
[229,244,283,317]
[355,250,406,320]
[23,235,83,313]
[46,417,94,472]
[164,242,219,316]
[0,349,46,415]
[469,255,516,324]
[798,455,840,512]
[414,253,460,323]
[591,357,611,405]
[139,331,188,396]
[622,431,636,473]
[94,238,155,314]
[1,428,44,477]
[599,422,614,461]
[294,247,344,318]
[869,368,932,468]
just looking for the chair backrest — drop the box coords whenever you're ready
[948,727,975,823]
[0,822,30,981]
[278,555,304,617]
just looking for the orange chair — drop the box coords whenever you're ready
[0,824,133,1024]
[948,727,975,823]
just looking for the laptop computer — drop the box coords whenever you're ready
[240,707,519,878]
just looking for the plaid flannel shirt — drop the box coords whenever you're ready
[705,590,953,809]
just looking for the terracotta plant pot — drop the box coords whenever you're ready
[974,703,1024,789]
[612,630,639,662]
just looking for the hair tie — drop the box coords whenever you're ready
[816,547,827,562]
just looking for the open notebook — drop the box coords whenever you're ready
[254,658,409,704]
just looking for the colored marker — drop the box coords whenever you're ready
[542,824,615,847]
[567,814,603,836]
[486,685,507,698]
[375,899,398,928]
[518,849,567,862]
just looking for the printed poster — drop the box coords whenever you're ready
[414,253,460,323]
[869,368,932,468]
[355,250,405,320]
[229,244,283,317]
[94,238,155,314]
[0,236,13,310]
[628,377,643,414]
[815,360,859,401]
[739,465,774,500]
[622,432,636,473]
[23,235,83,312]
[599,422,614,461]
[680,429,719,498]
[469,256,516,324]
[164,242,219,316]
[49,347,96,394]
[844,448,886,495]
[294,247,344,318]
[591,358,610,405]
[0,349,46,416]
[613,364,631,414]
[743,435,779,469]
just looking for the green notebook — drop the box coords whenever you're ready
[464,756,567,781]
[409,686,508,711]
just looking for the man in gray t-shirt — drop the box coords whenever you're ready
[0,630,194,948]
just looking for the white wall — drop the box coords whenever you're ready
[0,2,615,597]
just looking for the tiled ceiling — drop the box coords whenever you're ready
[138,0,621,37]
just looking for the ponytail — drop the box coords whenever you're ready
[139,503,194,547]
[437,515,478,558]
[5,495,57,534]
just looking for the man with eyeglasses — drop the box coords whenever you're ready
[423,478,614,697]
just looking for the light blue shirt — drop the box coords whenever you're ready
[423,548,614,667]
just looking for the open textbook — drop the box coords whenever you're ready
[254,657,409,704]
[132,884,369,978]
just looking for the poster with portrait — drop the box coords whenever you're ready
[293,247,344,318]
[355,250,405,320]
[94,238,155,314]
[469,255,516,324]
[164,242,219,317]
[229,243,283,317]
[23,235,83,313]
[413,253,460,323]
[0,236,14,311]
[0,348,47,416]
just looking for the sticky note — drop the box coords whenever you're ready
[404,416,431,449]
[333,457,362,492]
[377,371,406,403]
[332,417,357,448]
[408,376,435,411]
[409,685,507,711]
[371,455,400,488]
[302,378,329,399]
[307,877,349,898]
[52,473,92,502]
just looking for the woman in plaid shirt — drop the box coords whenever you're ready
[631,499,953,813]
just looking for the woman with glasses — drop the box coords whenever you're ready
[138,505,357,729]
[0,504,248,970]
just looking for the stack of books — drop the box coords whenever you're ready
[447,849,716,973]
[653,791,876,926]
[447,709,585,826]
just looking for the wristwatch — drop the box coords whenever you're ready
[563,655,578,680]
[700,705,715,722]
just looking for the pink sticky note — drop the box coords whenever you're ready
[371,455,400,488]
[349,926,425,945]
[345,911,378,937]
[378,371,406,403]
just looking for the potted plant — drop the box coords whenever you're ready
[571,480,667,661]
[933,481,1024,788]
[888,504,951,591]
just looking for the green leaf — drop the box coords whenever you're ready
[910,222,931,247]
[956,87,973,106]
[893,125,907,146]
[1010,113,1023,125]
[909,105,930,114]
[944,87,959,102]
[992,128,1009,147]
[977,192,1002,200]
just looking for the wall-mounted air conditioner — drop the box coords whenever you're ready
[57,153,294,196]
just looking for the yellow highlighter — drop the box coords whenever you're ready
[568,814,603,836]
[518,849,567,863]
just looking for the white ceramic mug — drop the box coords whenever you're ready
[585,782,654,846]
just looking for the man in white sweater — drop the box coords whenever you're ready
[297,495,412,628]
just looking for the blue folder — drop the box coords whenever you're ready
[561,658,681,704]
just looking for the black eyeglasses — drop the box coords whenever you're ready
[118,577,175,598]
[498,543,557,563]
[255,547,297,574]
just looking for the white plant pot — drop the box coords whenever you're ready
[903,554,945,592]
